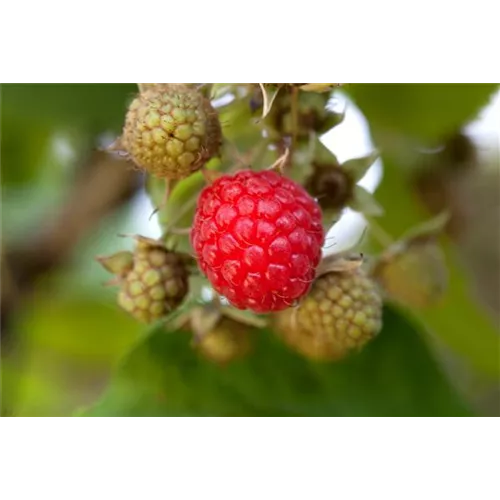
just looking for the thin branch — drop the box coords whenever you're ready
[1,150,142,341]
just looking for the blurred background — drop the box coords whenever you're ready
[1,83,499,417]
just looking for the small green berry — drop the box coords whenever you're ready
[119,84,222,179]
[275,268,383,361]
[98,236,190,323]
[195,316,253,365]
[372,237,447,309]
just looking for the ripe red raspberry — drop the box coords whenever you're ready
[191,169,325,312]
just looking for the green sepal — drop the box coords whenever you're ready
[342,151,380,182]
[349,186,384,216]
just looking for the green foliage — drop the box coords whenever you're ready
[374,162,500,377]
[81,305,470,417]
[0,118,53,185]
[345,83,500,379]
[2,297,143,417]
[1,83,136,133]
[348,83,499,148]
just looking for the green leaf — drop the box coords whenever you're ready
[373,160,500,377]
[2,297,144,416]
[1,83,137,134]
[218,91,263,148]
[210,83,234,101]
[348,84,498,142]
[0,118,53,186]
[81,305,470,417]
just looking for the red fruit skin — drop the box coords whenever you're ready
[191,170,325,312]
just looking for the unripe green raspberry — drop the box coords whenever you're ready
[175,304,267,365]
[372,237,447,309]
[120,84,222,179]
[98,236,190,323]
[275,268,383,361]
[195,316,253,365]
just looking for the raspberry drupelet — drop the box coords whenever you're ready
[191,169,325,313]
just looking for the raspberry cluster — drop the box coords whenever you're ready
[101,83,399,365]
[191,169,325,312]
